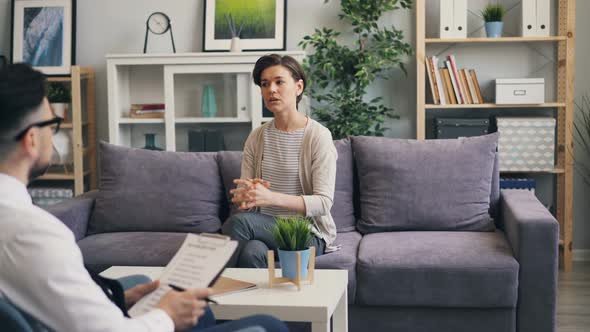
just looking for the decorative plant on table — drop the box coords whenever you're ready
[299,0,413,139]
[573,94,590,186]
[272,216,313,279]
[481,3,506,38]
[47,82,71,119]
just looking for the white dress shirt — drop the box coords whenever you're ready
[0,173,174,332]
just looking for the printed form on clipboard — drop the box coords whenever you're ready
[129,233,238,317]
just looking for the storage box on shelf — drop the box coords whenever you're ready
[497,117,556,172]
[29,66,97,197]
[415,0,575,271]
[106,52,305,152]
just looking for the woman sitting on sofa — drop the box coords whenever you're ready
[222,54,339,268]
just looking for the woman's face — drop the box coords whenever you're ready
[260,65,303,115]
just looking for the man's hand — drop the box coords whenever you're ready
[157,288,211,332]
[124,280,159,309]
[230,178,271,210]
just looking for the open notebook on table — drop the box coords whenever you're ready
[129,233,238,317]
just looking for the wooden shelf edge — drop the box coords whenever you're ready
[500,168,565,174]
[425,36,567,44]
[119,118,165,124]
[36,170,91,181]
[175,117,251,124]
[425,103,566,109]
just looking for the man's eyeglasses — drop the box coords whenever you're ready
[13,117,63,141]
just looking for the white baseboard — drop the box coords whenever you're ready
[573,250,590,262]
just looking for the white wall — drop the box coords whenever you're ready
[573,0,590,251]
[0,0,588,249]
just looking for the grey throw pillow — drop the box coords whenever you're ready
[352,133,498,234]
[88,142,224,234]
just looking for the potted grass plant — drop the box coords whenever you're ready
[481,3,506,38]
[47,82,71,120]
[272,216,313,279]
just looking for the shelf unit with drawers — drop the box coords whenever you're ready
[415,0,575,270]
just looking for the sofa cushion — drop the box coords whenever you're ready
[315,231,362,304]
[331,138,356,232]
[356,230,518,307]
[352,133,498,233]
[217,151,243,217]
[217,139,356,232]
[78,232,187,273]
[88,142,223,234]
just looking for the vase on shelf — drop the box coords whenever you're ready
[230,37,242,52]
[143,133,163,151]
[201,85,217,117]
[485,22,503,38]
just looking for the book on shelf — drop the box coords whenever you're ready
[445,60,462,105]
[470,70,484,104]
[425,57,440,104]
[464,69,479,104]
[459,69,473,104]
[439,68,452,104]
[442,69,457,104]
[129,103,165,118]
[432,56,446,105]
[447,55,465,104]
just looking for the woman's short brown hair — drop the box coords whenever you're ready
[252,54,307,107]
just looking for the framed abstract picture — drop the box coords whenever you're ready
[10,0,76,75]
[203,0,286,52]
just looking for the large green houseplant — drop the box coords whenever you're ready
[574,94,590,186]
[299,0,413,139]
[272,216,313,279]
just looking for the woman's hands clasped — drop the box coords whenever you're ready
[230,178,274,210]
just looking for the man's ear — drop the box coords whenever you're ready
[19,128,39,160]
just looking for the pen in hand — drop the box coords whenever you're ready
[168,284,219,305]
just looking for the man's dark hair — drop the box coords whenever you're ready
[252,54,307,107]
[0,63,46,157]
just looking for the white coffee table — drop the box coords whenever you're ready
[101,267,348,332]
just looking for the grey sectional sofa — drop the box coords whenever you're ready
[47,134,558,332]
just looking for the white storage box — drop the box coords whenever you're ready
[497,117,555,172]
[495,78,545,104]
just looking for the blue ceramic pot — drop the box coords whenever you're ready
[278,248,311,279]
[485,22,504,38]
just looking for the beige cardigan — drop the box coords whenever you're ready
[241,118,339,251]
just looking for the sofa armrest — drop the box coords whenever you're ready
[500,189,558,332]
[43,190,98,241]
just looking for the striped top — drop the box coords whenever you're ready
[260,123,305,217]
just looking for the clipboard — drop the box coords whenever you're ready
[198,233,233,287]
[128,233,238,317]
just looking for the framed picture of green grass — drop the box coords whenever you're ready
[203,0,286,51]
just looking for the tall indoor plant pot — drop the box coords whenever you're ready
[273,216,313,279]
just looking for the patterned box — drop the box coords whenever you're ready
[496,117,555,171]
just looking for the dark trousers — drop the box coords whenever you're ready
[222,212,326,268]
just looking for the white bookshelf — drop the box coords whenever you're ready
[106,51,305,152]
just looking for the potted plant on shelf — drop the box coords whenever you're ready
[47,82,71,120]
[482,3,506,38]
[272,216,313,279]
